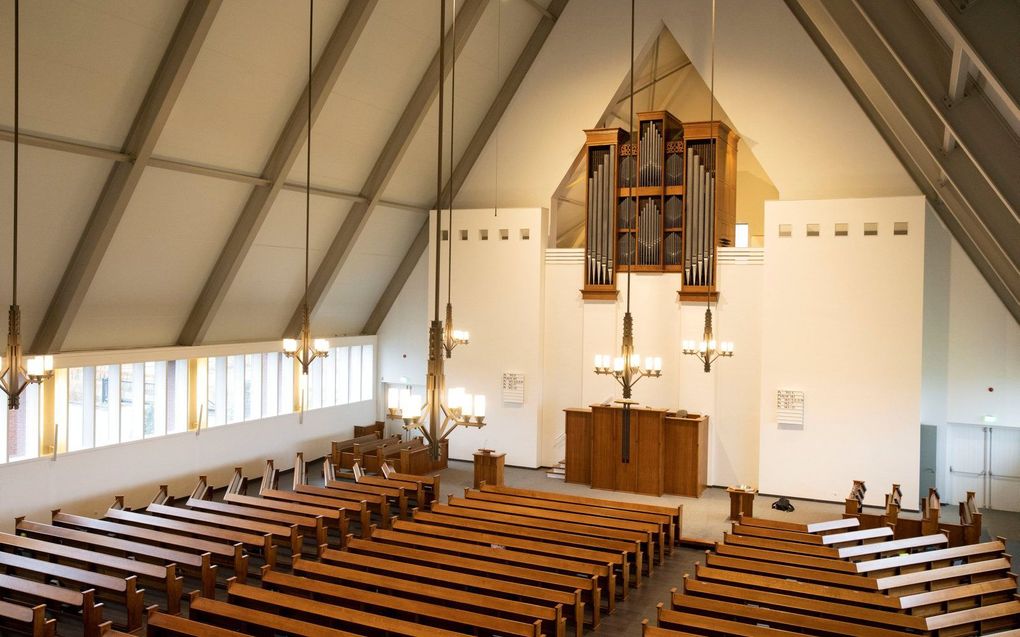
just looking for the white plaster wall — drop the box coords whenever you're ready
[0,400,375,534]
[428,208,548,468]
[946,240,1020,428]
[759,196,927,507]
[376,251,429,393]
[541,257,585,467]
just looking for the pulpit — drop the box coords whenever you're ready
[565,405,708,497]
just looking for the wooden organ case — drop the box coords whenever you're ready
[581,112,738,301]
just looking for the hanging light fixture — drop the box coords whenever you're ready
[282,0,330,375]
[1,0,54,410]
[681,0,734,374]
[593,0,662,402]
[443,0,469,357]
[392,0,486,459]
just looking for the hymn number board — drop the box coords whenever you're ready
[581,111,738,302]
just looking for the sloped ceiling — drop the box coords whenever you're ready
[0,0,960,354]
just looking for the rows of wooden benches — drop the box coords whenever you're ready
[4,454,678,636]
[643,512,1019,636]
[329,429,448,475]
[151,462,682,637]
[844,480,983,546]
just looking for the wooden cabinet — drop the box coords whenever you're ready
[473,449,505,489]
[664,414,709,497]
[564,408,592,484]
[565,406,708,497]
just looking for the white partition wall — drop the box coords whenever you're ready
[759,196,927,506]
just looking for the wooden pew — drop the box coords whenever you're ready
[17,518,217,598]
[714,543,859,573]
[225,580,473,636]
[960,491,983,545]
[430,500,648,579]
[414,507,640,587]
[0,599,54,637]
[345,462,427,506]
[341,435,403,470]
[145,609,247,637]
[393,517,631,596]
[657,603,803,636]
[0,530,183,614]
[854,539,1007,575]
[410,507,632,587]
[143,499,300,561]
[218,492,349,548]
[367,526,615,611]
[353,422,385,438]
[186,477,337,553]
[478,483,682,544]
[669,590,910,637]
[0,552,144,633]
[447,494,659,571]
[343,536,601,627]
[318,547,583,637]
[693,563,901,610]
[465,488,672,558]
[874,557,1013,595]
[152,485,303,556]
[52,511,249,584]
[837,534,949,560]
[680,575,927,632]
[737,515,859,535]
[269,458,392,528]
[294,451,408,518]
[704,552,882,590]
[0,574,106,637]
[103,506,275,570]
[731,522,894,547]
[695,560,1020,617]
[186,595,360,636]
[640,619,697,637]
[363,438,423,474]
[684,571,1020,635]
[292,555,566,637]
[329,433,381,470]
[261,567,544,637]
[380,461,441,500]
[248,465,372,535]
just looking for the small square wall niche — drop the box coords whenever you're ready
[864,222,878,236]
[893,222,908,236]
[479,229,489,241]
[499,228,509,241]
[459,229,468,241]
[806,224,820,237]
[835,223,848,237]
[778,224,792,238]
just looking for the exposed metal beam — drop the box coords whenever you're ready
[0,128,424,211]
[31,0,221,354]
[362,0,570,335]
[284,0,489,337]
[785,0,1020,324]
[177,0,377,346]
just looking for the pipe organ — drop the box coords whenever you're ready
[581,112,738,301]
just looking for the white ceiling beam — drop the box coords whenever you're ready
[362,0,570,336]
[283,0,489,338]
[0,128,425,211]
[30,0,222,354]
[177,0,377,346]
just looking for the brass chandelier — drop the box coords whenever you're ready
[680,0,734,374]
[2,0,54,410]
[593,0,661,403]
[388,0,486,460]
[282,0,329,376]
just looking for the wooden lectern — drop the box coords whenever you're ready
[565,405,708,497]
[473,449,505,489]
